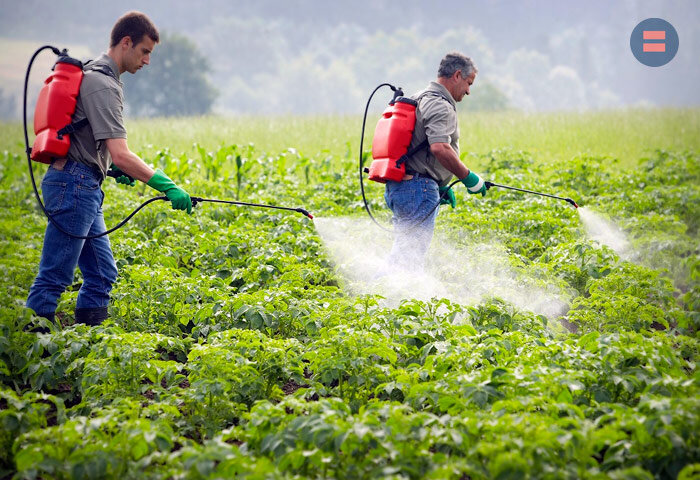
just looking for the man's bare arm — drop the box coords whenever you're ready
[430,142,470,179]
[106,138,154,183]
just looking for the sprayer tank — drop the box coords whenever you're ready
[32,58,83,164]
[369,97,418,183]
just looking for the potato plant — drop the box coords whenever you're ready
[0,112,699,479]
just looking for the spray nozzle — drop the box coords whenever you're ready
[565,198,579,209]
[296,208,314,219]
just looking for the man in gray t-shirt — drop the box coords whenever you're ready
[67,52,127,178]
[384,52,487,272]
[27,12,193,329]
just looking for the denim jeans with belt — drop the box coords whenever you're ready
[384,173,440,272]
[26,160,118,321]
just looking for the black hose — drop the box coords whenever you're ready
[411,178,461,229]
[23,47,172,239]
[23,45,135,239]
[357,83,579,235]
[358,83,455,232]
[23,45,312,240]
[359,83,397,232]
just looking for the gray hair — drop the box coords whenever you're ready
[437,52,478,78]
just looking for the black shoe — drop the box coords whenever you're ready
[75,307,109,326]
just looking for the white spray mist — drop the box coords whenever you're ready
[313,216,570,319]
[577,207,632,259]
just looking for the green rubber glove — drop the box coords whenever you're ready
[146,169,192,214]
[460,171,487,197]
[109,164,135,187]
[438,186,456,209]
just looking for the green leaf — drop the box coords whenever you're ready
[130,438,149,460]
[557,389,573,403]
[15,447,43,472]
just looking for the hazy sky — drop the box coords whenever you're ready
[1,0,698,116]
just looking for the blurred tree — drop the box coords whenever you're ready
[467,82,509,111]
[123,32,217,117]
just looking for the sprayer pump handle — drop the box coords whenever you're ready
[389,86,404,104]
[105,169,135,183]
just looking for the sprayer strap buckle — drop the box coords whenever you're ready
[395,139,430,169]
[394,155,406,169]
[56,118,89,139]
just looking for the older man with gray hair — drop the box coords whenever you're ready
[384,51,486,272]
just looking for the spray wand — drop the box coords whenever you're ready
[485,181,578,208]
[104,171,314,219]
[188,196,313,218]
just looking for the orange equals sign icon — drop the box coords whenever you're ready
[643,31,666,52]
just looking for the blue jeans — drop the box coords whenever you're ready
[26,160,118,316]
[384,173,440,272]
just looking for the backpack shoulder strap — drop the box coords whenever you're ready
[416,90,455,110]
[57,60,119,138]
[396,91,452,167]
[83,60,119,82]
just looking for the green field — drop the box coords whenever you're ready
[3,108,699,169]
[1,109,699,479]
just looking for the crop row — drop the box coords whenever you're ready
[0,145,698,479]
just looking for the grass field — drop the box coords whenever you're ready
[1,108,698,479]
[3,108,699,170]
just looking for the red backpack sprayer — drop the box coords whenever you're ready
[23,45,312,240]
[359,83,578,230]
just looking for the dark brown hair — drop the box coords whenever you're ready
[110,11,159,47]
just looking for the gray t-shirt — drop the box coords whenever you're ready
[404,81,459,187]
[67,53,126,179]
